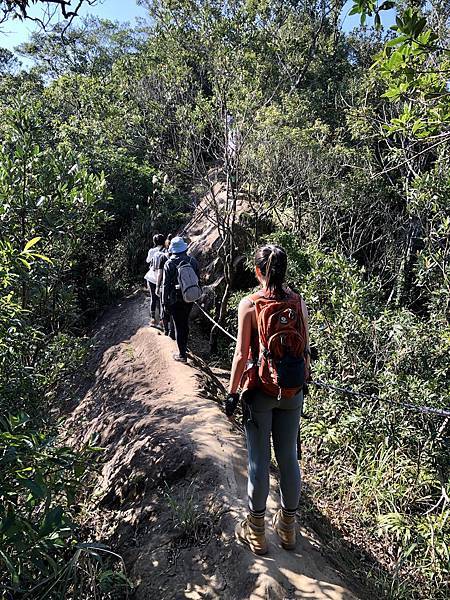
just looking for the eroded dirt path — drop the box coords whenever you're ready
[68,292,362,600]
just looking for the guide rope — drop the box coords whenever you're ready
[194,301,450,419]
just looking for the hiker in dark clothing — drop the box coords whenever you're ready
[153,245,175,339]
[162,236,201,363]
[160,233,176,337]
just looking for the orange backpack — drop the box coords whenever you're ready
[250,289,307,399]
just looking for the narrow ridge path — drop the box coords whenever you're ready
[68,292,362,600]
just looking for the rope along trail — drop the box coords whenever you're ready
[194,302,450,419]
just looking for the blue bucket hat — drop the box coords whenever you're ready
[169,236,188,254]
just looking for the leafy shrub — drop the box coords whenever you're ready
[0,413,96,597]
[0,413,131,599]
[0,102,131,599]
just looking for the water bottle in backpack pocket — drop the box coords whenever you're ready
[275,354,305,389]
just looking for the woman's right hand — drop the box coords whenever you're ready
[225,393,239,419]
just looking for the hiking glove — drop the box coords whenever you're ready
[225,393,239,417]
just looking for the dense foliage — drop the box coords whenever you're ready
[0,98,130,596]
[0,0,448,598]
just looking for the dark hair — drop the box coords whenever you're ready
[153,233,165,246]
[254,244,287,298]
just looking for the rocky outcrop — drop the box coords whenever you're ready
[181,177,257,318]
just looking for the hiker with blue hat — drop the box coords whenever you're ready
[162,235,202,363]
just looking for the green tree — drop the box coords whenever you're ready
[17,17,146,78]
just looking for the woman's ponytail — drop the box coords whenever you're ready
[255,244,287,298]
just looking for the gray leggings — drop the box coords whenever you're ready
[244,389,302,513]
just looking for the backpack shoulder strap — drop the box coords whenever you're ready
[287,288,303,307]
[248,290,266,314]
[290,289,307,333]
[176,255,193,268]
[248,291,262,304]
[173,256,185,271]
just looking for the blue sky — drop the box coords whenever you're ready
[0,0,148,51]
[0,0,396,55]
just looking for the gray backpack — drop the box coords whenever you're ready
[177,260,202,303]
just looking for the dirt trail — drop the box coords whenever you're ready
[68,292,362,600]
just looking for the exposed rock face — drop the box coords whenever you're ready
[182,181,227,283]
[181,178,257,320]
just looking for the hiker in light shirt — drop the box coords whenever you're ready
[144,233,166,328]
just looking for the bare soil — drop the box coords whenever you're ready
[67,291,363,600]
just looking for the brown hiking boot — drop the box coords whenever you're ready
[235,514,268,555]
[273,509,296,550]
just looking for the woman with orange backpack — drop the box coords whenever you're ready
[226,244,310,555]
